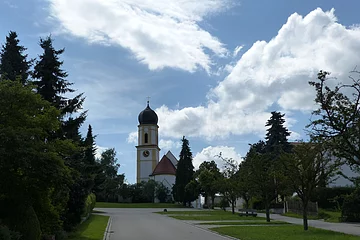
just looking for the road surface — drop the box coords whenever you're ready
[96,208,233,240]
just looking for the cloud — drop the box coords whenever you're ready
[127,131,138,144]
[95,145,109,159]
[193,146,242,170]
[159,139,181,152]
[47,0,232,72]
[151,8,360,140]
[233,45,243,57]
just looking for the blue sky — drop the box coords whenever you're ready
[1,0,360,183]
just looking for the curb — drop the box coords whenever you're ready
[103,216,113,240]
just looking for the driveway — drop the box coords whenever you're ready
[96,208,233,240]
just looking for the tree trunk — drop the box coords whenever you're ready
[211,196,215,209]
[244,197,250,209]
[302,200,309,231]
[231,199,235,214]
[265,203,271,222]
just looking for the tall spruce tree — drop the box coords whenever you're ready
[173,136,195,206]
[0,31,32,84]
[264,111,293,204]
[265,111,292,154]
[83,124,98,191]
[32,36,88,230]
[33,36,86,139]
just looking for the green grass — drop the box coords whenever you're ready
[318,209,341,223]
[211,225,359,240]
[158,210,266,221]
[95,202,185,208]
[92,210,106,213]
[68,214,109,240]
[197,220,290,225]
[282,212,319,220]
[282,209,342,223]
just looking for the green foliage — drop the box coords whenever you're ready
[155,183,170,203]
[0,31,32,84]
[83,193,97,219]
[184,180,200,204]
[173,136,195,205]
[1,205,41,240]
[95,148,124,202]
[0,80,72,235]
[211,225,359,240]
[218,197,230,209]
[280,141,339,230]
[217,154,240,214]
[342,188,360,222]
[197,161,222,208]
[0,225,21,240]
[308,70,360,167]
[265,111,293,154]
[311,186,355,210]
[67,214,109,240]
[242,143,277,221]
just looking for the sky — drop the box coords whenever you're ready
[1,0,360,183]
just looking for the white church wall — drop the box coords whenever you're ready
[140,161,153,182]
[154,175,176,191]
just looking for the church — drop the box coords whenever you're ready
[136,101,178,196]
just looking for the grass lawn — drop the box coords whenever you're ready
[197,221,290,225]
[211,225,359,240]
[158,210,266,221]
[282,209,342,223]
[282,212,319,220]
[68,214,109,240]
[95,202,185,208]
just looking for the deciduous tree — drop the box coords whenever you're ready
[308,70,360,167]
[280,141,339,230]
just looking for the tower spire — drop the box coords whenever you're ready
[147,96,151,106]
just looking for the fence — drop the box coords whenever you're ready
[286,200,318,216]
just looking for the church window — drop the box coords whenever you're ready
[144,133,148,143]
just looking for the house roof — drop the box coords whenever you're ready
[165,150,178,168]
[150,155,176,176]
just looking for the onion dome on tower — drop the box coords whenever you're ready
[138,101,158,125]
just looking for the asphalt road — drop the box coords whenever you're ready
[96,208,233,240]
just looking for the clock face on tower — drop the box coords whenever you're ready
[143,150,150,157]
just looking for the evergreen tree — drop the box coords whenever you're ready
[173,136,195,206]
[0,31,32,84]
[32,36,89,230]
[33,36,86,139]
[264,111,293,204]
[265,111,292,154]
[84,125,96,166]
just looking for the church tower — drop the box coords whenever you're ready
[136,101,160,183]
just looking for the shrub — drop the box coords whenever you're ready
[82,193,97,219]
[2,205,42,240]
[341,188,360,222]
[0,225,21,240]
[219,198,230,210]
[311,186,355,210]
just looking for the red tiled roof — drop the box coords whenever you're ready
[151,155,176,176]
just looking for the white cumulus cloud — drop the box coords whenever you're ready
[193,146,242,170]
[47,0,231,72]
[159,139,181,152]
[151,8,360,140]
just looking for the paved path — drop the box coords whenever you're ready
[96,208,234,240]
[258,213,360,236]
